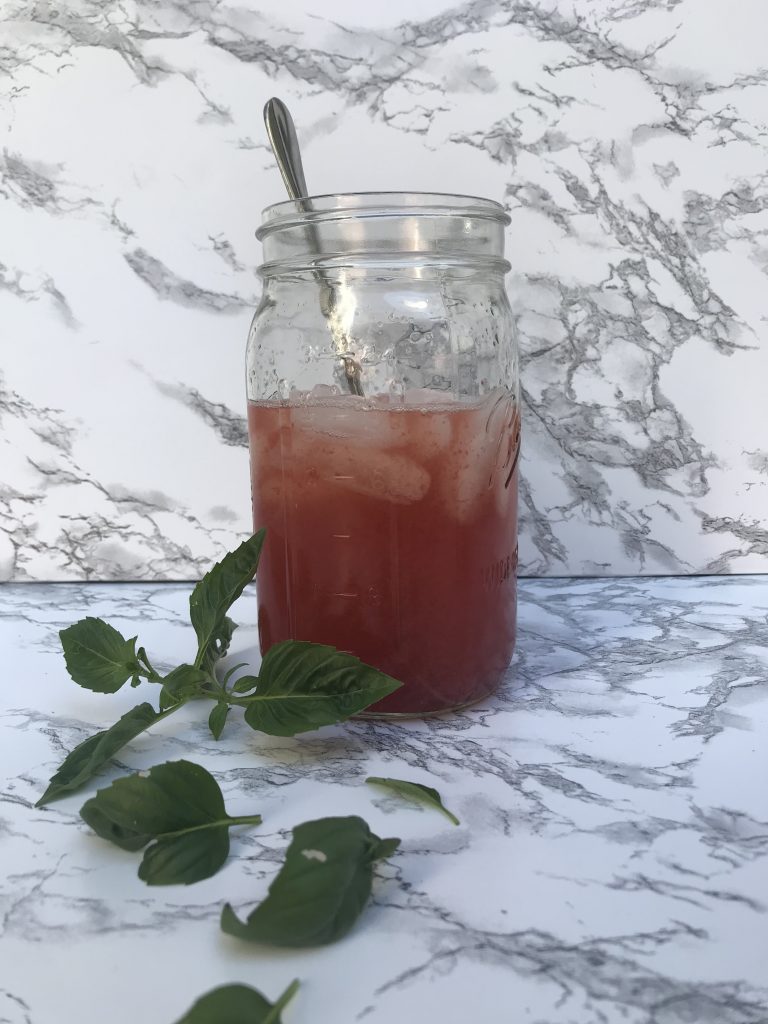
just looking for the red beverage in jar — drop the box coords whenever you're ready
[248,389,519,715]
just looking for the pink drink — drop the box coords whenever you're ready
[248,390,519,714]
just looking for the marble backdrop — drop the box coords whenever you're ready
[2,0,767,581]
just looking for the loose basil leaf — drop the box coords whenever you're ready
[138,829,231,885]
[366,776,460,825]
[80,759,261,885]
[190,531,265,670]
[221,816,399,947]
[208,703,229,740]
[36,703,159,807]
[80,798,151,852]
[371,836,401,859]
[242,642,402,736]
[80,759,228,848]
[59,617,141,693]
[163,664,209,699]
[173,980,299,1024]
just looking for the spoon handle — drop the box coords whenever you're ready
[263,98,309,201]
[262,98,364,397]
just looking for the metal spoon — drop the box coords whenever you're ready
[263,98,364,397]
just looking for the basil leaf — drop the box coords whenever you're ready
[221,816,399,946]
[159,686,181,711]
[371,836,402,859]
[80,759,261,885]
[208,703,229,740]
[80,759,229,847]
[199,615,238,675]
[190,531,265,669]
[59,617,141,693]
[138,829,231,886]
[231,674,259,694]
[242,642,402,736]
[221,662,248,688]
[79,798,151,852]
[163,664,209,699]
[173,980,299,1024]
[366,776,460,825]
[36,703,159,807]
[136,646,161,682]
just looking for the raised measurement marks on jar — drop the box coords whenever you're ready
[504,438,521,489]
[481,393,520,491]
[481,548,518,589]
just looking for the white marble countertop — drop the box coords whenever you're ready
[2,576,768,1024]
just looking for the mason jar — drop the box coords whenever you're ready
[246,192,519,716]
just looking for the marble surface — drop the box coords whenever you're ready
[2,575,768,1023]
[2,0,768,581]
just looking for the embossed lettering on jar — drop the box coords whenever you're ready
[247,192,520,715]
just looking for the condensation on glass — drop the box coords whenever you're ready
[246,192,519,716]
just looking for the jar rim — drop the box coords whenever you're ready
[258,190,510,238]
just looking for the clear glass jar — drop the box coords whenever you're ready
[246,192,519,716]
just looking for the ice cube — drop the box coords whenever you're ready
[444,431,494,523]
[413,408,452,457]
[440,393,511,524]
[308,384,341,399]
[291,398,408,449]
[251,469,286,521]
[404,387,452,407]
[298,433,430,505]
[248,414,284,475]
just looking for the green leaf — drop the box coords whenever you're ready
[231,674,259,694]
[199,616,238,675]
[163,664,209,699]
[138,829,231,885]
[80,759,262,885]
[59,617,141,693]
[159,686,181,711]
[173,980,299,1024]
[221,816,399,947]
[136,647,159,682]
[190,531,265,670]
[36,703,159,807]
[208,703,229,740]
[221,662,248,688]
[372,836,402,858]
[81,759,228,849]
[366,776,460,826]
[79,798,151,852]
[241,642,402,736]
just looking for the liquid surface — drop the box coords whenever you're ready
[248,390,519,714]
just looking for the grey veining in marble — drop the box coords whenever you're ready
[1,576,767,1022]
[2,0,768,580]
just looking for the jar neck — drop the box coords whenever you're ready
[257,191,510,276]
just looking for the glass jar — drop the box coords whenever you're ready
[246,192,519,716]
